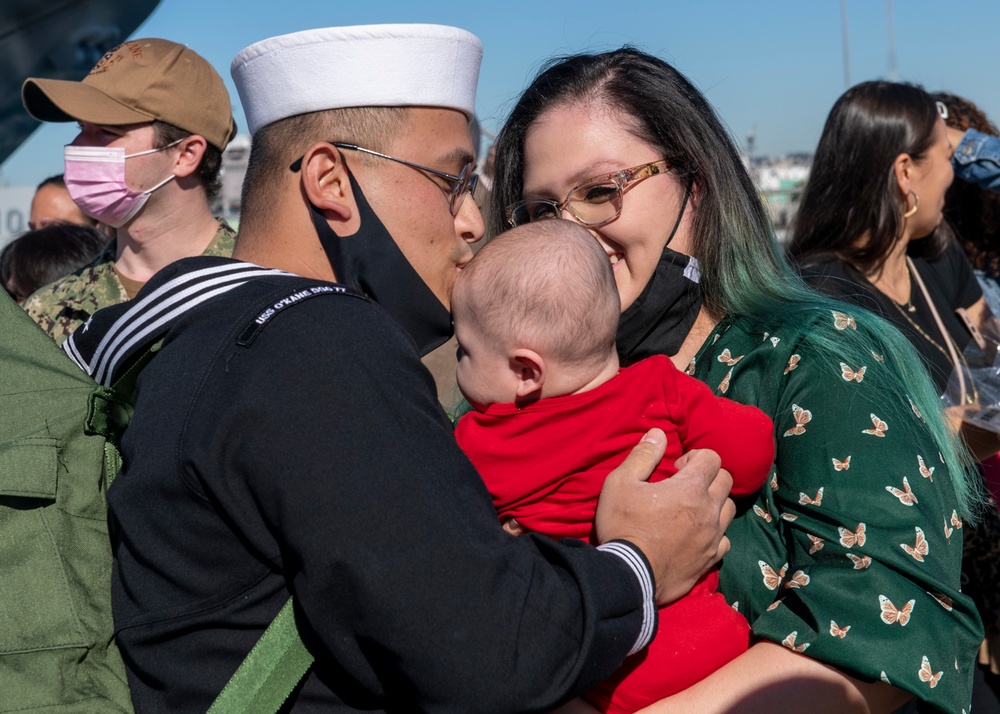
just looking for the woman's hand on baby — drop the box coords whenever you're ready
[595,429,735,605]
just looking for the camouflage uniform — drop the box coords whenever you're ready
[23,219,236,344]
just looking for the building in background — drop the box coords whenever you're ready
[0,185,34,245]
[217,133,249,225]
[751,154,811,243]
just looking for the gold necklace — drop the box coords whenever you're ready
[886,261,917,312]
[877,262,947,352]
[887,299,978,404]
[888,298,950,359]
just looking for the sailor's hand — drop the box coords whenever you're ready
[595,430,734,604]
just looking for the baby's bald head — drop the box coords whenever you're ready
[453,220,620,367]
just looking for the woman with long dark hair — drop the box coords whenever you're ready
[490,51,981,712]
[788,83,992,410]
[789,81,1000,713]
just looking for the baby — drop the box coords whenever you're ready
[452,220,775,713]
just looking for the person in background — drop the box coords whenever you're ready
[28,174,95,231]
[932,89,1000,709]
[452,220,774,713]
[1,223,106,303]
[789,83,986,402]
[490,51,982,713]
[945,97,1000,196]
[934,93,1000,302]
[789,80,997,713]
[20,38,237,343]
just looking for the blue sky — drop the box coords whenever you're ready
[3,0,998,186]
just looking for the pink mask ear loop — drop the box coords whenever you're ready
[140,173,177,195]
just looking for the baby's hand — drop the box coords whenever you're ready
[501,517,527,536]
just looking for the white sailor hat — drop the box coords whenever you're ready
[231,23,483,136]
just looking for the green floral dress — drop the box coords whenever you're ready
[692,310,982,713]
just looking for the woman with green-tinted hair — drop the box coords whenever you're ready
[489,48,982,713]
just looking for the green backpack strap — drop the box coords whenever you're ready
[207,598,314,713]
[84,339,165,485]
[84,340,315,711]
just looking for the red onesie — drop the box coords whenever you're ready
[455,354,774,713]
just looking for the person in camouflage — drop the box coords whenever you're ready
[23,222,235,342]
[20,38,237,343]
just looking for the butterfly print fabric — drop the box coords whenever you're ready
[690,311,981,712]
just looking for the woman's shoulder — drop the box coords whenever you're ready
[918,235,970,269]
[713,309,876,352]
[912,238,982,312]
[795,253,884,308]
[794,252,853,284]
[917,236,977,283]
[695,310,898,406]
[692,313,829,406]
[795,251,847,276]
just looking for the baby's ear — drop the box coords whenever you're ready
[511,349,544,399]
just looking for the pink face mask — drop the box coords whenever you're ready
[63,141,180,227]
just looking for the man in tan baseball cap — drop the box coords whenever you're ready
[20,38,238,343]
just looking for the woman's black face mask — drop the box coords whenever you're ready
[308,165,454,356]
[615,177,704,363]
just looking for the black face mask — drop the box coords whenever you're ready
[616,177,704,365]
[309,168,454,356]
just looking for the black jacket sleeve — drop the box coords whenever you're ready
[182,292,645,711]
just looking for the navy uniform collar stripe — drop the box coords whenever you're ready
[65,262,292,385]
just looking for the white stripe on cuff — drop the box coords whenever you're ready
[596,541,656,655]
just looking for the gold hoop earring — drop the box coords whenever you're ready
[903,190,919,218]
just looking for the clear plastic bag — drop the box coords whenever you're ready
[943,306,1000,432]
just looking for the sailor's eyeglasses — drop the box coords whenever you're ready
[291,142,478,216]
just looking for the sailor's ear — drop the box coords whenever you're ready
[299,142,356,222]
